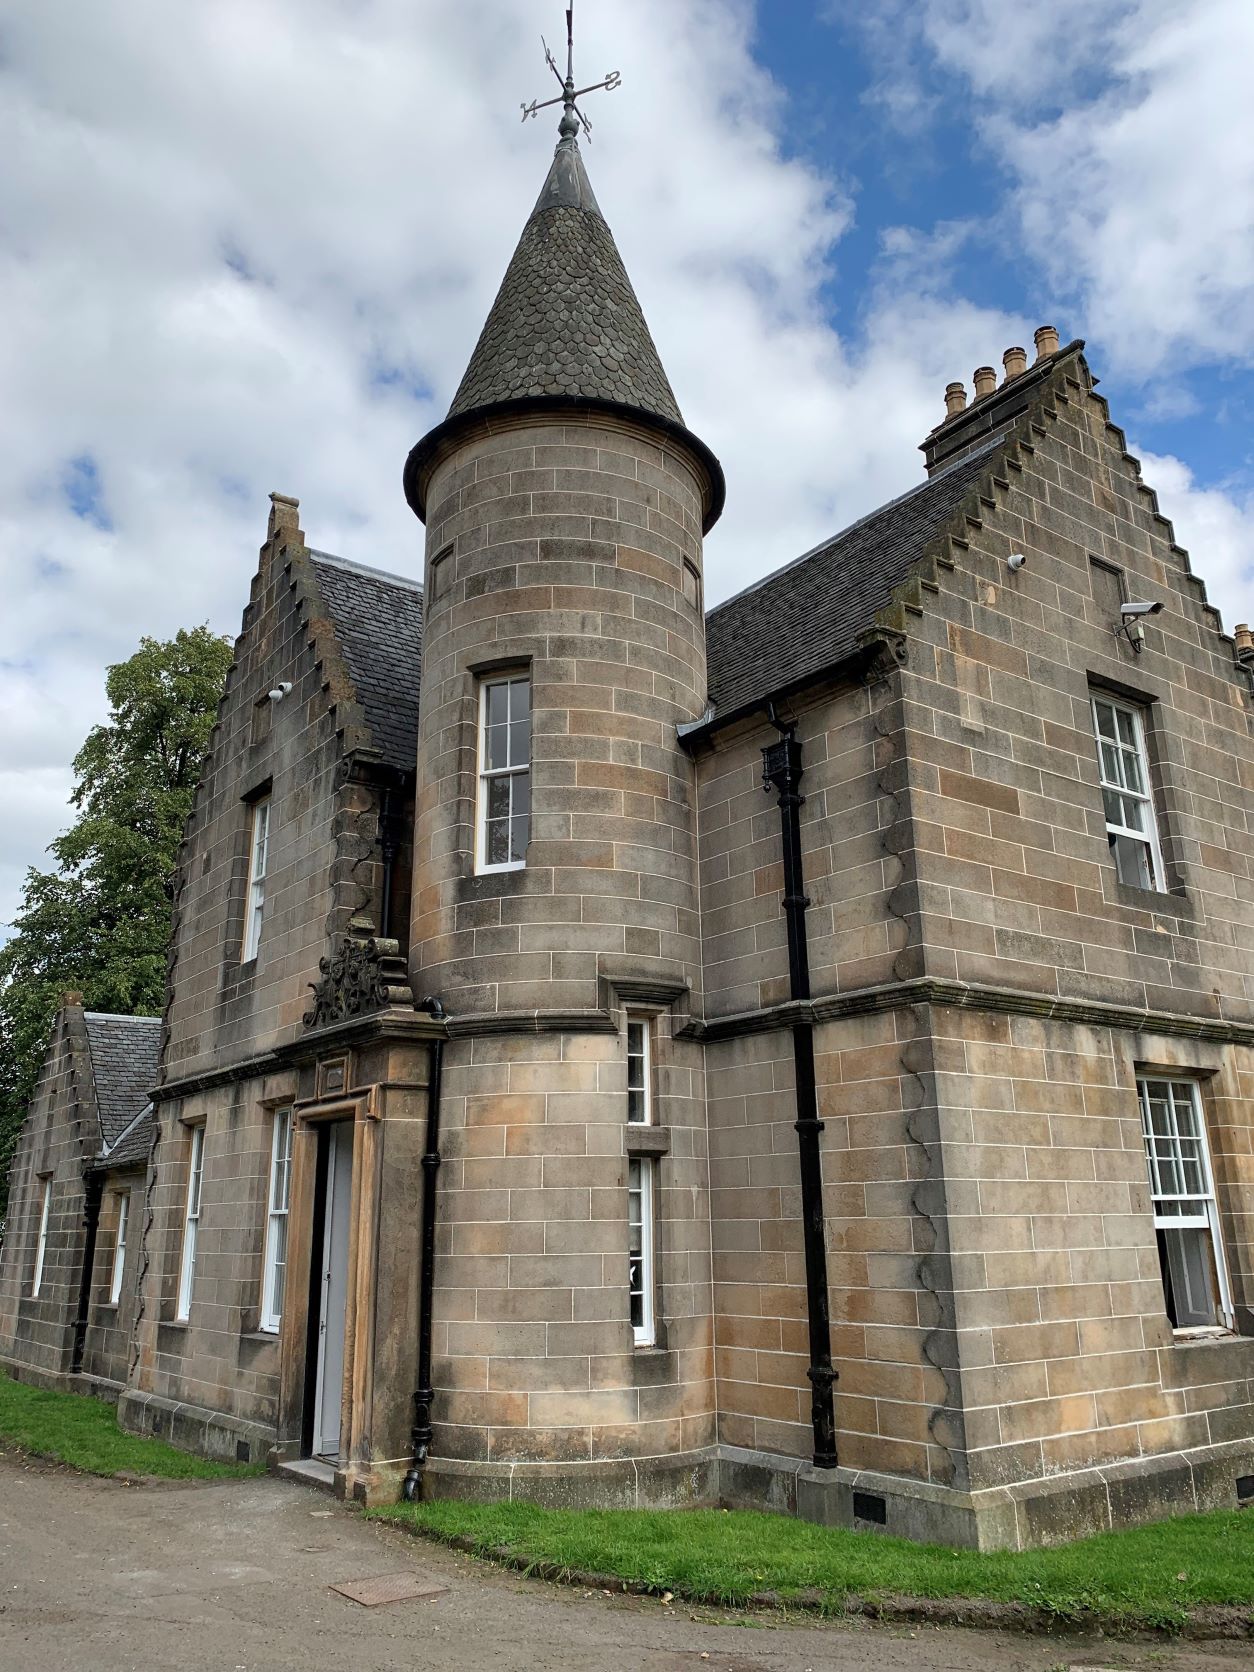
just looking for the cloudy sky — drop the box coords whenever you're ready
[2,0,1252,934]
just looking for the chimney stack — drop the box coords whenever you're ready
[1002,346,1028,381]
[1235,623,1254,662]
[944,382,967,418]
[972,366,997,400]
[1034,324,1060,362]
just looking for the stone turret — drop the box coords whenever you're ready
[400,129,723,1491]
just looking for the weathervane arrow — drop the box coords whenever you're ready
[520,2,621,141]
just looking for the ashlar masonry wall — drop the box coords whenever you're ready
[412,412,716,1490]
[894,352,1254,1536]
[0,1008,95,1378]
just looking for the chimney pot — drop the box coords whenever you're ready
[1002,346,1028,381]
[944,381,967,417]
[1033,324,1060,361]
[973,366,997,399]
[1235,623,1254,658]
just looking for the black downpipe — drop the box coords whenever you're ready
[762,720,838,1469]
[70,1171,104,1376]
[402,996,446,1501]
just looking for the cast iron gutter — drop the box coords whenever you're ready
[761,716,838,1469]
[70,1170,104,1375]
[402,995,447,1502]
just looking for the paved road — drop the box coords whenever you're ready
[1,1451,1250,1672]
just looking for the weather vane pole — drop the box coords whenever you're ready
[520,2,621,142]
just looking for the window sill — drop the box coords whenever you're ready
[1110,881,1192,915]
[239,1328,280,1346]
[625,1125,670,1157]
[1171,1325,1234,1342]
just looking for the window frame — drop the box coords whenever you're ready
[31,1176,52,1297]
[260,1108,293,1334]
[176,1124,205,1322]
[241,796,271,962]
[109,1189,130,1306]
[628,1155,656,1347]
[1090,693,1166,892]
[626,1015,652,1127]
[1136,1075,1234,1332]
[474,671,531,875]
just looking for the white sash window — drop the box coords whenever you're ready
[109,1191,130,1305]
[1138,1077,1233,1332]
[242,797,271,961]
[176,1125,205,1321]
[476,674,530,873]
[1091,695,1164,890]
[31,1176,52,1297]
[260,1109,293,1333]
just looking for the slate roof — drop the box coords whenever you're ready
[97,1104,155,1172]
[82,1013,162,1149]
[447,138,683,427]
[705,439,1004,720]
[308,552,423,775]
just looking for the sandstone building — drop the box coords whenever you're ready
[3,113,1253,1551]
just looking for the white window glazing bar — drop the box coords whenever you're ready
[476,675,530,873]
[260,1108,293,1333]
[1091,695,1165,890]
[109,1191,130,1305]
[1137,1077,1233,1330]
[628,1156,655,1346]
[176,1125,205,1321]
[626,1017,651,1125]
[32,1177,52,1297]
[242,798,270,961]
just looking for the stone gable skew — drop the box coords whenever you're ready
[158,495,420,1085]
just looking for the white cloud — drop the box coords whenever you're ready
[0,0,1246,941]
[914,0,1254,377]
[1133,448,1254,630]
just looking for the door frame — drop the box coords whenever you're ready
[309,1120,354,1458]
[276,1088,382,1481]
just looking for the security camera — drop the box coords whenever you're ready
[1121,601,1163,619]
[267,681,293,702]
[1007,552,1026,572]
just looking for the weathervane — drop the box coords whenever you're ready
[520,3,621,142]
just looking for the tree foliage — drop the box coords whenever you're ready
[0,628,232,1216]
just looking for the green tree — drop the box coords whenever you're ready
[0,627,232,1216]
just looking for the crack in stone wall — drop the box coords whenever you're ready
[866,654,966,1488]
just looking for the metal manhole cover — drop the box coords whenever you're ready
[330,1572,449,1607]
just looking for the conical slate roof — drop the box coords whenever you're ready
[446,138,683,425]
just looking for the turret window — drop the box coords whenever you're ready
[476,673,530,873]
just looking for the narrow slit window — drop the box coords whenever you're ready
[260,1108,293,1333]
[1138,1077,1233,1331]
[109,1191,130,1305]
[1091,695,1165,890]
[176,1125,205,1321]
[628,1156,655,1346]
[31,1177,52,1297]
[476,673,530,873]
[627,1017,651,1125]
[242,796,271,961]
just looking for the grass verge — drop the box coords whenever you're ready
[371,1498,1254,1634]
[0,1370,261,1482]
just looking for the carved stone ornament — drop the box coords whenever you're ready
[303,935,414,1030]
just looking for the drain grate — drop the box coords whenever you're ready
[330,1572,449,1607]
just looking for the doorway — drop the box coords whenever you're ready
[309,1120,353,1461]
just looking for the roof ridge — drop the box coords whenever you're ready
[307,549,423,593]
[82,1010,161,1024]
[707,435,1005,622]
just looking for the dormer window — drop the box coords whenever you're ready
[475,673,530,873]
[242,796,270,961]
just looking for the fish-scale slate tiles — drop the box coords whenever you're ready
[83,1012,162,1147]
[308,553,423,775]
[448,198,682,425]
[706,439,1004,720]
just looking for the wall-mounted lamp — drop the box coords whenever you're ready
[1118,600,1163,654]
